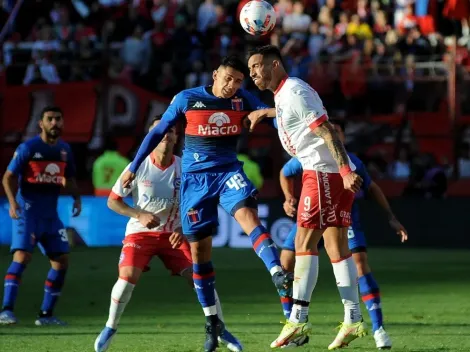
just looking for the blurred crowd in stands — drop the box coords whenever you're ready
[1,0,470,195]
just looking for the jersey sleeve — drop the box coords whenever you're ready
[7,143,30,176]
[110,164,135,199]
[349,154,372,191]
[64,144,76,178]
[290,86,328,130]
[241,89,277,129]
[282,157,303,177]
[129,92,188,173]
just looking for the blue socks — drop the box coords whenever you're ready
[359,273,383,332]
[193,262,217,320]
[2,261,25,311]
[249,226,282,275]
[39,269,67,316]
[280,296,293,319]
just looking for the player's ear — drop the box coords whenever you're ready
[38,119,44,129]
[272,60,280,70]
[212,70,218,82]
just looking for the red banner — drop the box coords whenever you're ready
[1,81,170,145]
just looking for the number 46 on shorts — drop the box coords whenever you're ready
[226,173,247,191]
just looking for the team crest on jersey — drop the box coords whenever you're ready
[231,97,243,111]
[60,149,67,162]
[187,208,200,224]
[173,177,181,190]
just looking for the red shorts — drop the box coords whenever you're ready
[119,233,192,276]
[297,170,354,230]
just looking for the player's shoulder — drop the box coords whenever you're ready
[175,86,205,101]
[56,138,72,150]
[280,77,315,99]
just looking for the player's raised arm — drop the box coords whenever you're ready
[63,145,81,217]
[368,181,408,242]
[279,158,302,217]
[2,144,29,219]
[123,93,187,188]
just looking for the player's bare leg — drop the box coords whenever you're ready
[34,254,69,326]
[0,250,32,325]
[190,236,225,352]
[234,207,293,296]
[324,228,367,350]
[353,252,391,349]
[270,226,321,348]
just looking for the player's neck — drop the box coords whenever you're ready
[270,73,288,93]
[40,133,58,145]
[152,150,173,168]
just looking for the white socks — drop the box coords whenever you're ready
[332,255,362,324]
[106,278,135,329]
[289,253,319,323]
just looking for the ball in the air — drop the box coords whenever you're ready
[239,0,276,36]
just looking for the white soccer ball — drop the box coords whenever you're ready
[239,0,276,36]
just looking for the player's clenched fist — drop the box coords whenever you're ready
[342,172,362,193]
[283,197,297,217]
[136,212,160,229]
[246,109,268,132]
[121,170,136,189]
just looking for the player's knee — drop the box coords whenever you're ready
[280,250,295,272]
[189,237,212,263]
[352,252,370,276]
[181,267,194,287]
[119,266,141,283]
[49,253,69,270]
[233,206,259,234]
[13,250,32,265]
[323,227,349,260]
[295,227,322,252]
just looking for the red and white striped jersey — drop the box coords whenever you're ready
[111,154,181,236]
[274,76,355,173]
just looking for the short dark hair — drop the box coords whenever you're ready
[248,45,286,67]
[329,118,345,132]
[40,106,63,119]
[219,55,249,77]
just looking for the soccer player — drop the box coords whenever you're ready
[247,45,365,349]
[120,56,293,352]
[95,116,242,352]
[0,106,81,326]
[279,119,408,349]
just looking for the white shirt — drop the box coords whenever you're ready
[274,77,355,173]
[111,155,181,236]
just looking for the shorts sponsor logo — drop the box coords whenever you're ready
[320,172,337,224]
[123,242,141,249]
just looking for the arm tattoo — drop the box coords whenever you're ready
[313,122,349,167]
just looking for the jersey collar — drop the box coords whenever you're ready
[274,75,289,96]
[150,153,175,171]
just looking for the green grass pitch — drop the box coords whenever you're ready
[0,247,469,352]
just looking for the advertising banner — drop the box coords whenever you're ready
[0,196,295,248]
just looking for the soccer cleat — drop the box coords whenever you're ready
[270,320,312,349]
[204,318,224,352]
[327,320,368,350]
[374,326,392,350]
[218,328,243,351]
[273,271,294,297]
[282,336,310,349]
[34,316,67,326]
[94,326,117,352]
[0,310,17,325]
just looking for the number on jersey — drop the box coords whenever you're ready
[226,173,247,191]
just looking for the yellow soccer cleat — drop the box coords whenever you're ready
[270,320,312,349]
[328,320,368,350]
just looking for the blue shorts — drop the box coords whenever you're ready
[180,163,258,240]
[11,215,69,256]
[282,224,367,252]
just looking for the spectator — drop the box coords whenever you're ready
[389,147,411,179]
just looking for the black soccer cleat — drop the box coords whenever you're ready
[272,270,294,297]
[204,318,224,352]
